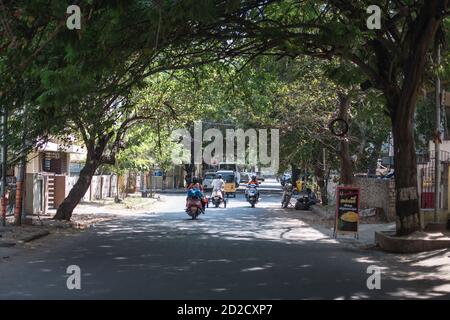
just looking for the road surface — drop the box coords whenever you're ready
[0,192,449,299]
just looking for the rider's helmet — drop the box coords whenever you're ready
[216,174,222,179]
[251,174,257,180]
[192,176,199,185]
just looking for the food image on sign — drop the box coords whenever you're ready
[341,211,358,222]
[336,188,359,233]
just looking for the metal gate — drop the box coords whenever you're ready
[419,151,450,209]
[420,164,435,208]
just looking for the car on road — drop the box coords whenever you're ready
[202,171,216,191]
[240,172,250,184]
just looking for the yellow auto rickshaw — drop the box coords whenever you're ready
[218,170,236,198]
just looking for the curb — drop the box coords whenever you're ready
[71,222,89,229]
[0,241,16,247]
[17,230,50,243]
[0,229,51,247]
[424,222,448,232]
[70,217,117,229]
[71,221,95,229]
[375,231,450,253]
[35,217,113,230]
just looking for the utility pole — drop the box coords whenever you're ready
[434,44,441,223]
[15,156,24,226]
[1,107,8,227]
[15,132,27,225]
[323,148,326,172]
[15,104,27,226]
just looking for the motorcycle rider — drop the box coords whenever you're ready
[186,176,206,212]
[246,174,260,200]
[248,174,259,186]
[211,174,225,199]
[187,176,201,189]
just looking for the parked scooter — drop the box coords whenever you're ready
[246,184,259,208]
[294,189,318,210]
[281,183,294,208]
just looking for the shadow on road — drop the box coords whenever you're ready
[1,194,449,299]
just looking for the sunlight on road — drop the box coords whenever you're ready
[109,194,341,245]
[3,193,450,300]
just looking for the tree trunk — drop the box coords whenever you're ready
[314,158,328,205]
[149,168,154,198]
[53,155,99,221]
[125,171,130,197]
[114,174,120,203]
[184,164,194,187]
[391,0,447,235]
[338,93,354,185]
[291,164,301,186]
[367,143,381,177]
[392,113,421,236]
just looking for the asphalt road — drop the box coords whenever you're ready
[0,193,449,299]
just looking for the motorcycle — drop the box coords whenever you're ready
[246,184,259,208]
[186,188,205,219]
[208,189,227,208]
[281,183,294,208]
[294,191,317,210]
[186,197,204,219]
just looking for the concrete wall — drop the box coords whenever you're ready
[353,177,396,221]
[25,173,119,215]
[24,173,45,215]
[354,177,389,212]
[326,177,339,204]
[66,175,118,202]
[66,176,90,202]
[26,152,41,174]
[387,179,396,221]
[54,175,67,208]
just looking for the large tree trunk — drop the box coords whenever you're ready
[386,0,446,235]
[392,111,421,236]
[338,93,354,185]
[53,156,99,220]
[53,136,109,221]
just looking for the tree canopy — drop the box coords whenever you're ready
[1,1,449,235]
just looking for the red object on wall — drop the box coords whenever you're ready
[421,192,435,209]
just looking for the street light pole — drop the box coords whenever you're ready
[1,107,8,227]
[434,44,441,223]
